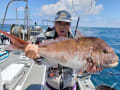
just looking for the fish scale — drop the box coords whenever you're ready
[0,30,119,72]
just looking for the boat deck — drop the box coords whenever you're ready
[22,64,46,90]
[0,50,21,70]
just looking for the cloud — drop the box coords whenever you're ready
[36,0,104,16]
[37,0,67,16]
[17,6,24,11]
[78,16,120,28]
[88,4,104,15]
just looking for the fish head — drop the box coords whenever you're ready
[89,37,119,68]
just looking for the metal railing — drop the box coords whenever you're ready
[0,0,28,30]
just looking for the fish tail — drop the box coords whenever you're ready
[0,30,28,50]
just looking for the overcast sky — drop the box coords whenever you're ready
[0,0,120,28]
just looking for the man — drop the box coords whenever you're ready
[25,10,100,90]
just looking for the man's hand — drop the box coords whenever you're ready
[25,44,40,59]
[86,62,102,73]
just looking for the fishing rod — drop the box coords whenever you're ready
[79,73,120,76]
[74,17,80,37]
[77,72,120,78]
[90,73,120,75]
[72,0,80,37]
[77,73,120,80]
[72,0,95,37]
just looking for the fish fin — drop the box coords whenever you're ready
[39,37,71,46]
[74,30,85,38]
[4,45,24,51]
[0,30,28,50]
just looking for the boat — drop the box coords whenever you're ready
[0,0,116,90]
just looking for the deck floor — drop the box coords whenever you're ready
[22,64,46,90]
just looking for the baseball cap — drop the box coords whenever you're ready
[55,10,72,23]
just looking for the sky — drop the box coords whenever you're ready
[0,0,120,28]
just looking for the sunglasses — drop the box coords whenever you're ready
[55,21,71,26]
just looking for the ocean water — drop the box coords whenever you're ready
[1,24,120,89]
[0,24,11,32]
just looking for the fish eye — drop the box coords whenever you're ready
[103,49,108,54]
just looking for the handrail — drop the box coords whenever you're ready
[0,0,27,30]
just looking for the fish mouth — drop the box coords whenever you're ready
[104,61,119,68]
[100,56,119,68]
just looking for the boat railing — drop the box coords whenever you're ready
[1,0,28,30]
[0,0,31,41]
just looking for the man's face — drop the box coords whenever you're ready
[55,21,71,37]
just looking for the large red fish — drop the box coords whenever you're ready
[0,30,119,72]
